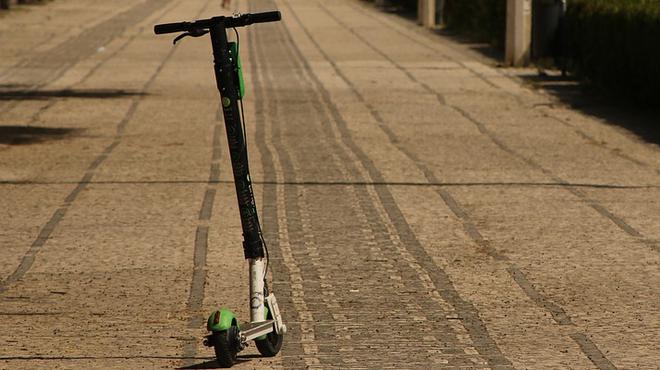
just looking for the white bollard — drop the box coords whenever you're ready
[506,0,532,66]
[417,0,445,28]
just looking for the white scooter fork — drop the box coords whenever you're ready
[243,258,286,341]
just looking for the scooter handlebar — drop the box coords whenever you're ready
[154,11,281,35]
[154,22,193,35]
[244,11,281,25]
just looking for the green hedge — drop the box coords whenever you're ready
[566,0,660,106]
[443,0,507,48]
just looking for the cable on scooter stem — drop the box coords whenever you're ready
[232,26,271,283]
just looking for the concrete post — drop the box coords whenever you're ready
[505,0,532,66]
[418,0,443,28]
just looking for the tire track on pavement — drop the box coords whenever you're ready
[180,120,223,367]
[266,19,430,367]
[250,5,320,366]
[0,0,179,295]
[278,1,514,368]
[311,2,627,368]
[267,14,491,367]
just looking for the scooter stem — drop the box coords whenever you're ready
[209,22,265,261]
[209,20,269,324]
[249,258,266,322]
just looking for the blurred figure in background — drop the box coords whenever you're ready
[222,0,231,9]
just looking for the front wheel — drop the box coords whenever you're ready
[255,306,283,356]
[255,330,283,356]
[214,325,240,368]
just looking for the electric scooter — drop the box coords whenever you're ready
[154,11,286,368]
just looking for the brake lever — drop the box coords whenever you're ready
[173,28,209,45]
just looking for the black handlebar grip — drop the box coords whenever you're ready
[247,11,281,25]
[154,22,190,35]
[155,11,280,34]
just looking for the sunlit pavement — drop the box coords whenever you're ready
[1,0,659,369]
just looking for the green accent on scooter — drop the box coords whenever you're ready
[229,42,245,98]
[207,309,240,332]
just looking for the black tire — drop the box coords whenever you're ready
[214,326,240,368]
[255,330,283,357]
[255,307,283,357]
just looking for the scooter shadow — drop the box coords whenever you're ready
[178,355,261,369]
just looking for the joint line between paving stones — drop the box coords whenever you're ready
[455,106,658,253]
[339,0,506,93]
[0,3,181,295]
[279,1,514,367]
[2,179,659,190]
[542,113,660,176]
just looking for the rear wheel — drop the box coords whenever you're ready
[214,325,240,368]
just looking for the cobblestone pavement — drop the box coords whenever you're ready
[1,0,659,369]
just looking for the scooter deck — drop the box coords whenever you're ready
[240,320,275,341]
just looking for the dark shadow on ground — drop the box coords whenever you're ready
[178,355,259,369]
[521,73,660,145]
[0,88,146,100]
[178,359,220,369]
[0,125,79,145]
[434,28,505,61]
[379,3,416,18]
[0,84,31,89]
